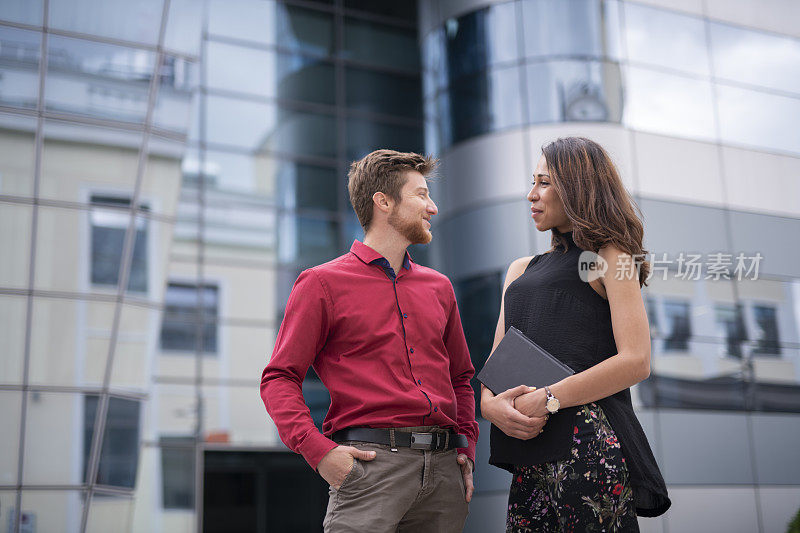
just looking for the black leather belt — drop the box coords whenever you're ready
[332,428,468,451]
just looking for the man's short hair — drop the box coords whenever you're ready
[347,149,437,231]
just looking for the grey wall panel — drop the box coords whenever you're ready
[433,199,536,281]
[639,198,730,258]
[474,419,512,493]
[664,486,760,533]
[751,413,800,484]
[658,411,755,484]
[463,492,508,533]
[728,210,800,279]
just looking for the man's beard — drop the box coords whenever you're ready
[388,209,431,245]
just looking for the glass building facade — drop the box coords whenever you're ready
[1,0,799,531]
[420,1,800,532]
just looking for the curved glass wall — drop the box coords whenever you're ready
[423,0,800,156]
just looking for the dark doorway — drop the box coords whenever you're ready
[204,450,329,532]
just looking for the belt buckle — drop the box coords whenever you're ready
[410,432,434,450]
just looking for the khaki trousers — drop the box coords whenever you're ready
[323,428,469,533]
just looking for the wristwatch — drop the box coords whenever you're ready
[544,386,560,414]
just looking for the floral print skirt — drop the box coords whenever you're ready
[506,403,639,532]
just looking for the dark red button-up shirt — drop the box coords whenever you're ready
[260,240,478,469]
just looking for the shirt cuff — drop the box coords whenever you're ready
[299,431,340,471]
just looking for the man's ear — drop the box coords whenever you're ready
[372,191,391,214]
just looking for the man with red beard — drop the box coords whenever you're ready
[261,149,478,532]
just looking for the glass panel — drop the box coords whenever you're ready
[344,0,416,21]
[0,204,31,289]
[208,0,277,46]
[0,26,41,110]
[345,67,421,117]
[223,324,274,382]
[276,160,338,212]
[0,0,43,25]
[160,437,195,509]
[662,300,691,352]
[0,295,26,384]
[276,4,334,57]
[140,147,186,218]
[442,2,519,81]
[33,206,85,292]
[40,122,141,205]
[111,304,159,389]
[343,18,419,71]
[623,66,715,141]
[86,493,134,533]
[623,2,709,76]
[164,0,203,56]
[752,305,781,356]
[29,298,116,387]
[206,40,274,96]
[181,148,278,198]
[20,491,83,532]
[262,108,336,159]
[278,214,340,267]
[717,84,800,155]
[49,0,163,45]
[203,94,271,150]
[23,391,83,484]
[0,392,21,484]
[152,54,197,134]
[154,383,196,435]
[438,66,522,146]
[225,383,280,444]
[346,117,423,162]
[521,0,618,60]
[422,27,446,94]
[456,271,502,406]
[527,60,622,124]
[274,53,335,105]
[83,395,141,488]
[160,282,219,353]
[198,199,277,264]
[0,113,36,197]
[45,35,156,123]
[710,22,800,95]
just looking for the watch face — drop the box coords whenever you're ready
[546,398,560,413]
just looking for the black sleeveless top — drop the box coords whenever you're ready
[488,231,671,517]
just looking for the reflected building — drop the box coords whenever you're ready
[420,1,800,532]
[1,0,799,532]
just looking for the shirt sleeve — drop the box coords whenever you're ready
[443,281,479,463]
[260,269,338,470]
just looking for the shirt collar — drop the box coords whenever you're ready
[350,240,413,271]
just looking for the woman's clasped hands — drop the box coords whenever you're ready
[480,384,550,440]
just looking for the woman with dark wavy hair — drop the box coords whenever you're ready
[481,137,670,531]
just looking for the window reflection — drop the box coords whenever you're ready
[160,282,219,353]
[0,26,41,110]
[710,22,800,96]
[442,3,518,81]
[49,0,163,46]
[45,35,155,123]
[345,67,421,117]
[83,395,141,488]
[522,0,618,60]
[663,300,691,352]
[90,195,148,293]
[527,60,621,124]
[278,214,340,267]
[346,118,422,162]
[714,304,747,358]
[717,84,800,155]
[623,2,709,76]
[208,0,277,46]
[343,18,419,71]
[623,66,715,140]
[0,0,43,26]
[752,305,781,356]
[277,4,334,57]
[439,66,522,145]
[276,162,338,212]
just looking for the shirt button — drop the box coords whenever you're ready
[417,379,422,385]
[434,407,438,412]
[409,347,414,353]
[403,313,408,319]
